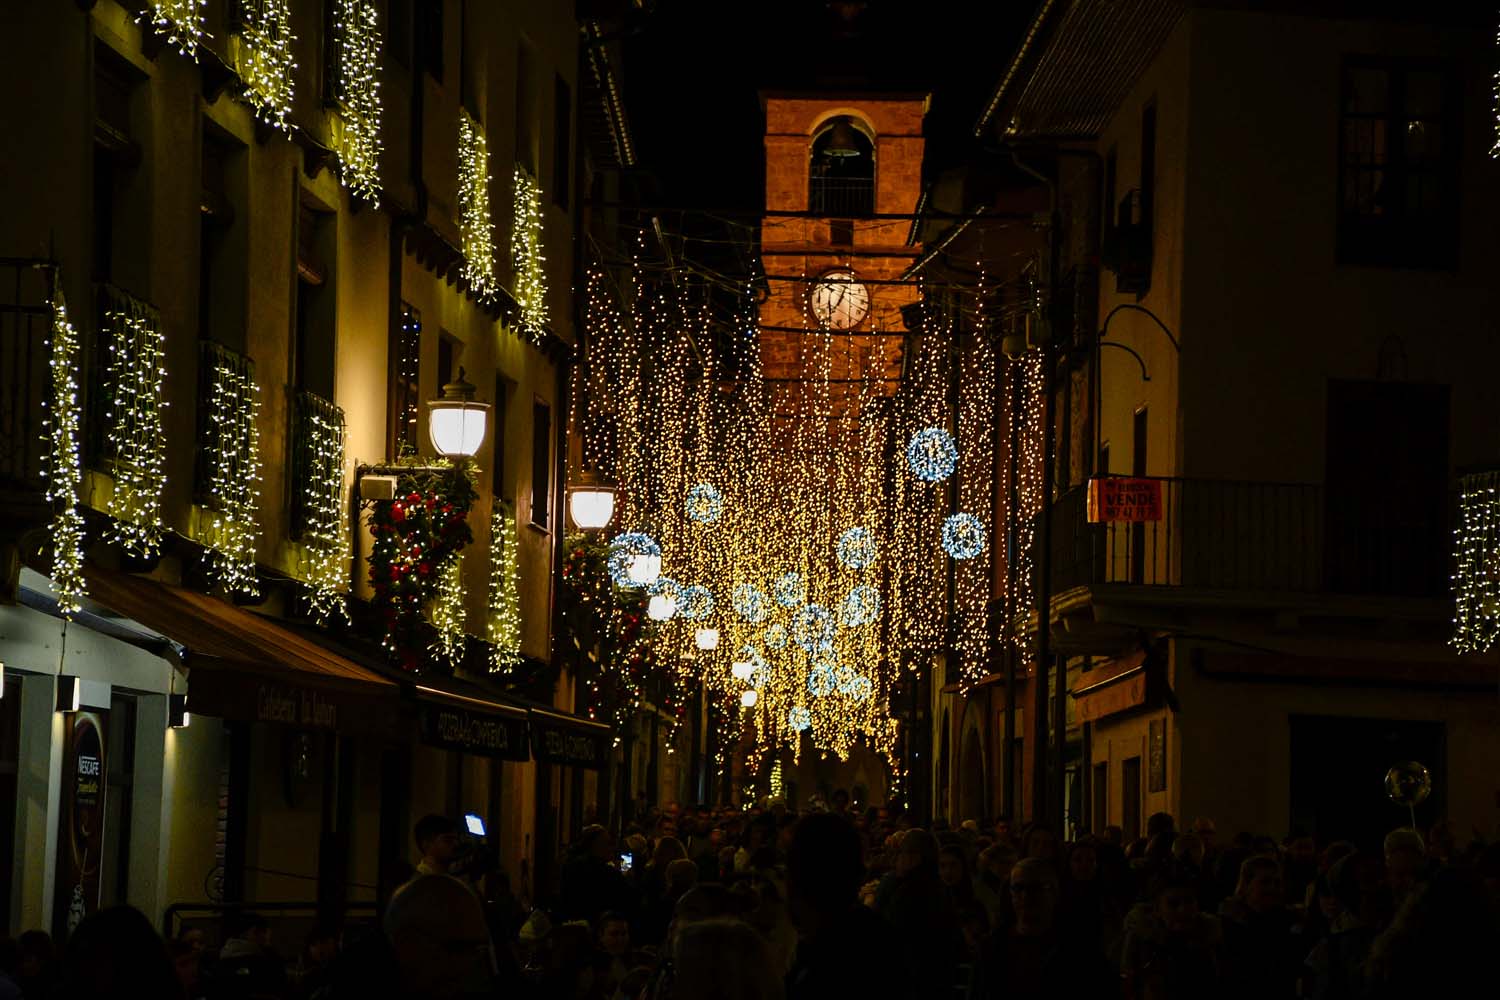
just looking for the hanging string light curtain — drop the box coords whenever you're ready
[145,0,208,61]
[331,0,384,205]
[429,553,466,667]
[458,111,499,301]
[100,292,169,560]
[511,166,549,342]
[45,283,86,616]
[200,346,263,597]
[489,501,524,673]
[1453,469,1500,654]
[297,393,349,623]
[234,0,297,130]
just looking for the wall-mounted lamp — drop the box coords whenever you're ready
[168,692,190,729]
[566,469,618,532]
[427,368,491,459]
[55,675,80,713]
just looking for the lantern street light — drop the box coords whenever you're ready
[427,368,490,459]
[566,468,618,532]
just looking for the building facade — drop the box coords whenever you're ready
[936,0,1500,844]
[0,0,605,940]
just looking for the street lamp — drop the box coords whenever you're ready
[647,592,677,621]
[427,368,490,459]
[694,628,720,651]
[566,469,618,532]
[739,689,758,708]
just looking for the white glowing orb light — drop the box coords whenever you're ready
[731,660,754,682]
[740,689,758,708]
[626,553,662,586]
[694,627,720,651]
[647,593,677,621]
[566,476,617,531]
[788,706,812,732]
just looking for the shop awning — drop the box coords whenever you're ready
[1071,650,1149,723]
[82,565,400,736]
[412,682,530,761]
[529,708,611,770]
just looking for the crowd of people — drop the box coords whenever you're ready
[3,797,1497,999]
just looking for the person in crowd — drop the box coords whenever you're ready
[593,912,634,998]
[874,828,960,989]
[168,939,205,1000]
[559,825,634,924]
[15,930,59,999]
[1120,864,1222,1000]
[1146,813,1175,840]
[976,858,1114,999]
[1381,828,1427,911]
[1019,823,1058,863]
[59,906,183,1000]
[938,843,978,911]
[973,842,1018,933]
[1303,851,1389,1000]
[668,918,785,1000]
[0,938,21,1000]
[381,874,495,999]
[412,815,463,879]
[1100,825,1125,849]
[290,924,339,1000]
[1366,865,1499,998]
[1282,828,1319,907]
[785,813,911,1000]
[207,912,286,1000]
[1061,837,1122,960]
[1218,855,1302,1000]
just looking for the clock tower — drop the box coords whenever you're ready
[758,92,928,395]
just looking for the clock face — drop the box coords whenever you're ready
[810,271,870,331]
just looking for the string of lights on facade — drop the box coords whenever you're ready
[511,167,549,342]
[489,502,524,674]
[44,286,86,618]
[234,0,297,131]
[458,112,498,302]
[430,554,466,668]
[1453,469,1500,654]
[332,0,384,206]
[200,357,262,598]
[299,402,350,624]
[145,1,208,61]
[101,304,169,561]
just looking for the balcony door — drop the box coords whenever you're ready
[1324,380,1448,595]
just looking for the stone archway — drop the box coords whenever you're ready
[958,699,988,824]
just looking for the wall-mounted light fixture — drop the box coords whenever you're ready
[55,675,80,713]
[168,692,190,729]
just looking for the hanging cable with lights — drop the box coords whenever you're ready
[144,1,208,61]
[234,0,296,129]
[101,303,168,560]
[44,286,86,616]
[489,501,524,673]
[299,398,348,623]
[1453,469,1500,654]
[430,554,466,668]
[201,355,262,597]
[331,0,384,205]
[511,166,549,342]
[458,112,498,301]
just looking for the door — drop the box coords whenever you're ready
[1092,761,1108,834]
[1122,756,1142,843]
[1289,715,1445,851]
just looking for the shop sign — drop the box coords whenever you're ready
[256,683,340,729]
[530,712,609,770]
[53,710,107,940]
[1087,477,1163,523]
[188,667,400,736]
[419,703,530,760]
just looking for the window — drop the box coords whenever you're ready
[552,74,571,210]
[416,0,443,81]
[387,0,413,67]
[809,116,874,216]
[1338,59,1459,268]
[515,40,539,176]
[388,303,421,458]
[293,199,336,400]
[93,44,145,288]
[437,331,457,388]
[491,377,510,501]
[1139,103,1156,234]
[200,123,248,353]
[530,399,551,528]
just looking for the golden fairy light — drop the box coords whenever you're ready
[235,0,297,130]
[511,166,549,342]
[145,1,208,61]
[201,356,263,597]
[102,304,169,560]
[331,0,384,205]
[458,112,498,301]
[43,286,86,616]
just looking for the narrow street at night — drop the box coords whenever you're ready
[0,1,1497,998]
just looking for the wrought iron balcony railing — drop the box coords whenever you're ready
[809,174,875,217]
[289,387,345,539]
[1043,475,1448,600]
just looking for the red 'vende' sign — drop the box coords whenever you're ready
[1087,477,1163,523]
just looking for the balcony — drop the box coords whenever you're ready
[0,259,54,511]
[1043,476,1448,601]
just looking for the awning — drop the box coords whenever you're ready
[529,708,611,770]
[82,565,400,736]
[412,682,530,761]
[1071,650,1149,723]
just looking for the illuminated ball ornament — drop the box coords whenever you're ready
[941,513,987,560]
[684,483,724,524]
[907,427,958,482]
[846,674,873,702]
[732,583,769,623]
[764,624,788,650]
[606,531,661,588]
[647,577,682,621]
[788,706,812,733]
[833,664,859,695]
[791,604,835,653]
[774,572,806,608]
[678,584,714,620]
[837,527,877,569]
[839,584,881,627]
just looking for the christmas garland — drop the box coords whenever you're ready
[368,466,476,670]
